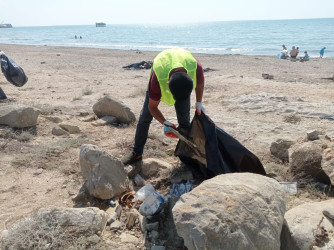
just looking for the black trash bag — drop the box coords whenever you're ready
[175,112,266,179]
[0,87,7,99]
[0,54,28,87]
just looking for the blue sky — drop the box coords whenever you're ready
[1,0,333,26]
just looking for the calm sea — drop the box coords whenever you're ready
[0,18,333,58]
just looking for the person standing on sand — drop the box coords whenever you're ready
[121,48,205,166]
[320,47,326,58]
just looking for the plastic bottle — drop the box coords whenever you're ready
[134,184,168,216]
[133,184,156,202]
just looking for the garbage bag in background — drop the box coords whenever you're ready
[175,112,266,179]
[0,54,28,87]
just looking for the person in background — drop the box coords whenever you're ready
[281,45,289,59]
[300,51,310,62]
[320,47,326,58]
[121,48,205,166]
[290,46,298,59]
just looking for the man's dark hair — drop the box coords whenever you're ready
[169,72,193,101]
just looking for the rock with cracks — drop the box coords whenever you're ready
[172,173,286,250]
[289,142,331,184]
[93,96,136,123]
[79,144,129,199]
[0,104,40,128]
[280,199,334,250]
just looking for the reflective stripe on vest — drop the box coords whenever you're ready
[152,48,197,106]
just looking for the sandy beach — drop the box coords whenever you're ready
[1,44,334,246]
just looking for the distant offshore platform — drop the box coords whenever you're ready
[95,22,106,27]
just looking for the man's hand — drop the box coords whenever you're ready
[163,121,178,138]
[196,102,205,115]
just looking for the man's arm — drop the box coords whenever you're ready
[195,60,205,103]
[148,98,166,125]
[195,80,204,102]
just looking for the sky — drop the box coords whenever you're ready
[0,0,333,27]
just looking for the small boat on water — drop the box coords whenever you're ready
[0,24,13,28]
[95,22,106,27]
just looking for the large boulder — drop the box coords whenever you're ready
[93,96,136,123]
[0,104,40,128]
[288,142,331,184]
[280,199,334,250]
[37,207,108,232]
[322,148,334,185]
[1,207,108,250]
[172,173,286,250]
[79,144,129,199]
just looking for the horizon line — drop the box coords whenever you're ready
[10,17,334,28]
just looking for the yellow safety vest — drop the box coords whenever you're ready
[152,48,197,106]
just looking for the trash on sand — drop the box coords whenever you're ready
[134,184,168,216]
[279,182,297,195]
[119,191,136,208]
[107,199,116,207]
[134,174,146,186]
[169,180,196,197]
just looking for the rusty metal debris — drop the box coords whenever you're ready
[119,191,137,208]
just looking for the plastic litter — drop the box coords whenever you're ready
[0,87,7,99]
[279,182,297,195]
[134,184,168,216]
[0,54,28,87]
[107,200,116,207]
[134,174,146,186]
[169,180,195,197]
[134,184,156,202]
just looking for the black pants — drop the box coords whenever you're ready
[133,90,190,155]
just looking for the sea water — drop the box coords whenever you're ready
[0,18,333,58]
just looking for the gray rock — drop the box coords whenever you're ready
[110,220,122,229]
[37,207,108,233]
[172,173,285,250]
[281,199,334,250]
[322,158,334,185]
[52,126,69,136]
[134,174,146,186]
[79,144,130,199]
[119,232,140,244]
[91,115,117,126]
[107,212,118,225]
[43,115,63,123]
[146,221,159,231]
[141,158,172,178]
[307,130,320,141]
[150,230,159,243]
[1,207,107,250]
[93,96,136,123]
[59,123,81,134]
[126,209,139,229]
[0,105,40,128]
[289,142,330,183]
[270,138,295,161]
